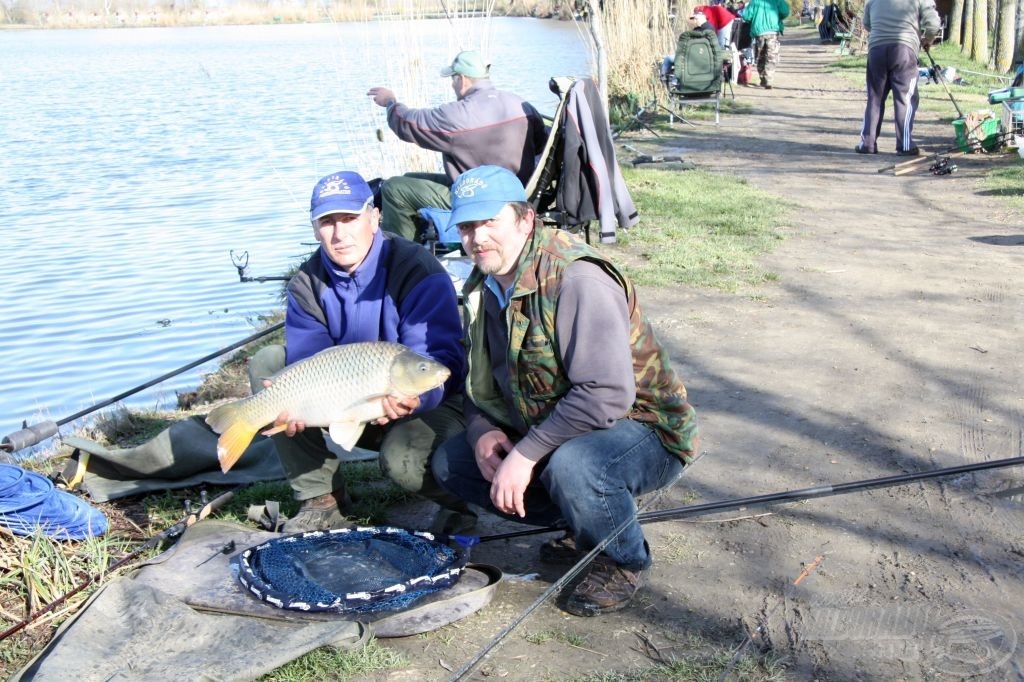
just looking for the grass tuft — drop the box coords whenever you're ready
[610,167,789,291]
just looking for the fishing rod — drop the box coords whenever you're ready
[470,455,1024,543]
[0,484,247,644]
[449,455,1024,680]
[924,46,966,120]
[1,323,283,456]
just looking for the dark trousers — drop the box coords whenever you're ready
[860,43,921,153]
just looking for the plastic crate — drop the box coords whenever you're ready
[952,116,1001,152]
[1001,99,1024,137]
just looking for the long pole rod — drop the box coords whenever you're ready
[451,455,1024,680]
[474,455,1024,542]
[1,323,283,454]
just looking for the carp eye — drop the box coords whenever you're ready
[417,361,430,373]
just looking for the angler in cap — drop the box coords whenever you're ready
[366,50,547,242]
[245,170,472,534]
[431,166,700,617]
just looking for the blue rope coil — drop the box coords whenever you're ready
[235,525,468,614]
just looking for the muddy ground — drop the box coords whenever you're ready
[366,25,1024,682]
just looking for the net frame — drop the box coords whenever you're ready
[235,525,469,614]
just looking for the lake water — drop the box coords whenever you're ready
[0,18,592,452]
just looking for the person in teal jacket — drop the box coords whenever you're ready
[742,0,790,88]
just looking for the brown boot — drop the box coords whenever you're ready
[563,554,646,617]
[539,532,585,565]
[281,489,353,533]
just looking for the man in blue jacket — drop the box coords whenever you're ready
[742,0,790,88]
[247,170,471,534]
[367,51,547,241]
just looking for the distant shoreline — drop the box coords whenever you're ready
[0,1,577,30]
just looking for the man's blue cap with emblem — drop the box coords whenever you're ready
[447,165,527,230]
[310,171,374,223]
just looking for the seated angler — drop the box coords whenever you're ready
[366,51,547,242]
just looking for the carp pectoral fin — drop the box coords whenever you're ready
[328,421,366,452]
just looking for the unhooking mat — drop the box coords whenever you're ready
[62,415,286,502]
[13,519,501,681]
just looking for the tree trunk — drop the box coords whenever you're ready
[971,0,988,62]
[962,0,975,54]
[1014,0,1024,68]
[993,0,1015,71]
[949,0,965,45]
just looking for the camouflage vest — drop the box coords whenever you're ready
[463,225,699,462]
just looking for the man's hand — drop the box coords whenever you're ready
[367,87,397,108]
[473,430,512,482]
[490,449,536,518]
[373,395,420,426]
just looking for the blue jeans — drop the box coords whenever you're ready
[431,419,683,570]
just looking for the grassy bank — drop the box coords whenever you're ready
[0,165,789,680]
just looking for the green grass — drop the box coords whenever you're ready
[257,637,406,681]
[609,167,788,291]
[980,164,1024,210]
[827,42,1006,121]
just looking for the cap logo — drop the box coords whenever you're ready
[317,176,355,200]
[453,177,487,199]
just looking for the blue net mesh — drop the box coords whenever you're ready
[235,526,468,614]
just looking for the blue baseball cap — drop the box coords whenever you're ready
[448,166,527,229]
[310,171,374,222]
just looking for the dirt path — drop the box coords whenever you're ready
[375,26,1024,680]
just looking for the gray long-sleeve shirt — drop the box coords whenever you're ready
[386,80,547,184]
[464,260,636,462]
[863,0,940,51]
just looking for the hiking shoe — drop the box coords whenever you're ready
[855,144,877,154]
[281,489,352,533]
[564,554,646,617]
[762,82,773,89]
[897,147,920,156]
[539,532,586,565]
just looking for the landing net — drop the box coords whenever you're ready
[235,525,468,614]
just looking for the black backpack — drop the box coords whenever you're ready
[673,30,723,96]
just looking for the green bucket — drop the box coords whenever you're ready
[952,117,1001,152]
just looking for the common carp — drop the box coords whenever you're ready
[206,342,450,473]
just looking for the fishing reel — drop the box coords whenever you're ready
[930,156,957,175]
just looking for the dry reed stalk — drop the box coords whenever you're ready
[601,0,676,103]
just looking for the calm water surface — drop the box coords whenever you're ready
[0,18,591,449]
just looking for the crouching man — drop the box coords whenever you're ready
[431,166,699,616]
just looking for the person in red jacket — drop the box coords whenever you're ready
[693,3,738,46]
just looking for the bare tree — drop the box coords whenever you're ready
[993,0,1018,71]
[962,0,975,54]
[948,0,965,45]
[971,0,988,62]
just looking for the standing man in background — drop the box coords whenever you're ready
[367,51,547,242]
[856,0,941,155]
[741,0,790,88]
